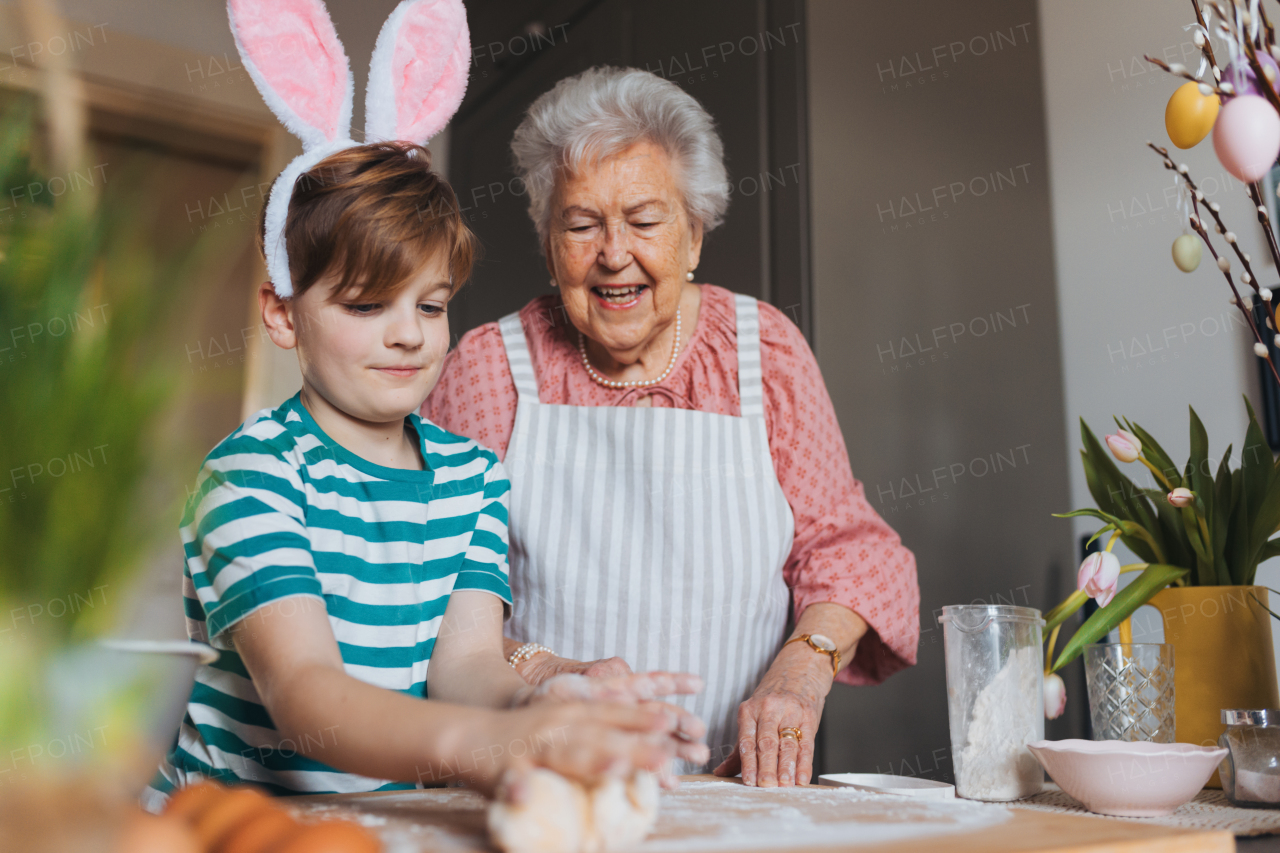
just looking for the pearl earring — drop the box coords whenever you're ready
[685,271,695,282]
[550,277,557,287]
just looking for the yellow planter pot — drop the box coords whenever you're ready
[1149,586,1280,787]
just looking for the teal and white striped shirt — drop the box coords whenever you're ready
[145,394,511,804]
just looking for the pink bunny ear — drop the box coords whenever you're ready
[228,0,354,149]
[365,0,470,145]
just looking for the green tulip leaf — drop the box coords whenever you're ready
[1050,563,1188,672]
[1228,468,1251,586]
[1188,407,1213,543]
[1091,421,1165,560]
[1122,417,1181,490]
[1242,397,1272,527]
[1212,446,1234,585]
[1249,468,1280,570]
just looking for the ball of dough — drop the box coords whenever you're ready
[586,772,659,852]
[488,769,590,853]
[488,771,659,853]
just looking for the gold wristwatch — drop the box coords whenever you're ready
[783,633,840,677]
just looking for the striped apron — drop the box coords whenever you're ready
[498,293,795,770]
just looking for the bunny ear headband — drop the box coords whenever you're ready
[227,0,470,297]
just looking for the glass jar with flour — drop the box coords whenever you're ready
[940,605,1045,801]
[1219,709,1280,808]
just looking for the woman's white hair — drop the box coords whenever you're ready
[511,66,729,246]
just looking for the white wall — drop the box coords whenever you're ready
[1038,0,1280,653]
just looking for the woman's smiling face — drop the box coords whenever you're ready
[545,140,702,361]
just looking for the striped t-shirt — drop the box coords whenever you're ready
[144,394,511,806]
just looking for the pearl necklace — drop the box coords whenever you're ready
[578,311,682,389]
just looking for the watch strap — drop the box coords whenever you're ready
[784,634,840,677]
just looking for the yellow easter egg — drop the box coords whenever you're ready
[1166,81,1221,149]
[1172,233,1202,272]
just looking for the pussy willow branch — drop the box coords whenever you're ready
[1243,37,1280,113]
[1203,0,1280,110]
[1192,0,1222,76]
[1247,180,1280,294]
[1256,0,1277,52]
[1143,54,1230,96]
[1192,181,1279,336]
[1150,143,1273,316]
[1148,142,1280,390]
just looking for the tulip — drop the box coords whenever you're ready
[1104,430,1142,463]
[1077,551,1121,608]
[1044,672,1067,720]
[1167,487,1195,508]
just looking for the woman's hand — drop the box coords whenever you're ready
[712,644,828,787]
[516,651,633,684]
[714,604,869,787]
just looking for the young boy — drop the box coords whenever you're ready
[144,143,706,808]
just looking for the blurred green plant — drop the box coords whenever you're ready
[0,103,222,648]
[1044,398,1280,671]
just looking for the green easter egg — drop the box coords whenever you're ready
[1172,234,1202,272]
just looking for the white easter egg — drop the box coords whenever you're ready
[1172,234,1202,272]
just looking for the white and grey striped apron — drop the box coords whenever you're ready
[499,293,795,771]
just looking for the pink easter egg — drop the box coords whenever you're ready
[1213,94,1280,182]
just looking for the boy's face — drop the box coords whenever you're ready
[272,256,454,425]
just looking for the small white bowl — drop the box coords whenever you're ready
[818,773,955,800]
[1027,739,1226,817]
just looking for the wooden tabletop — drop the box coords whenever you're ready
[288,775,1235,853]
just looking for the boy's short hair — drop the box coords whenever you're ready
[258,142,478,301]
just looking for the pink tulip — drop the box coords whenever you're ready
[1044,672,1067,720]
[1105,430,1142,463]
[1078,551,1121,608]
[1167,487,1194,508]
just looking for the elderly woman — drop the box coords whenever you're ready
[423,67,919,787]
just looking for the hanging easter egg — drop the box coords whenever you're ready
[1172,234,1202,272]
[1221,54,1280,99]
[1165,81,1220,148]
[1212,94,1280,181]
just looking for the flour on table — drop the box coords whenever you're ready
[294,777,1012,851]
[640,780,1010,850]
[956,645,1042,801]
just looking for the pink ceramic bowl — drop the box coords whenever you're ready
[1027,740,1227,817]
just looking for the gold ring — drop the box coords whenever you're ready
[779,727,803,742]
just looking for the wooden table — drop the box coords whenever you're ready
[290,775,1235,853]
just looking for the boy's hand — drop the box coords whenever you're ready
[469,701,682,796]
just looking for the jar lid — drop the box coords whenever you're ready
[1222,709,1280,725]
[939,605,1044,633]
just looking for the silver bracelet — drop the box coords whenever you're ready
[508,642,555,669]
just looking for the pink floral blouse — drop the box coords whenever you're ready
[422,285,920,685]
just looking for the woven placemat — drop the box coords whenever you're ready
[1008,785,1280,836]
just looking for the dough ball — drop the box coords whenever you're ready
[586,772,659,852]
[488,771,659,853]
[488,769,590,853]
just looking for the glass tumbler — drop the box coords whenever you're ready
[940,604,1045,801]
[1084,643,1175,743]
